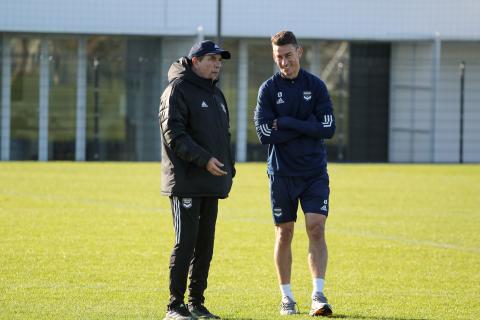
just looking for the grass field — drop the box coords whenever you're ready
[1,162,479,319]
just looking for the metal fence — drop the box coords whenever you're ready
[1,34,479,162]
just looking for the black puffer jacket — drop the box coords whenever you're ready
[159,57,235,198]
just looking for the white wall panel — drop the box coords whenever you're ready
[391,41,480,163]
[389,42,434,162]
[0,0,216,36]
[1,1,479,40]
[436,42,480,162]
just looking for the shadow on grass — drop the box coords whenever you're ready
[331,314,429,320]
[222,315,428,320]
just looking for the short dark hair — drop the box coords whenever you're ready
[271,31,299,47]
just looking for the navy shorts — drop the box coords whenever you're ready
[269,173,330,225]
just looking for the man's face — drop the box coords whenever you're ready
[272,44,303,79]
[192,54,223,80]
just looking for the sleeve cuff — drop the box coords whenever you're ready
[197,152,211,168]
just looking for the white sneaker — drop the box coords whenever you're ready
[280,296,299,315]
[309,292,333,316]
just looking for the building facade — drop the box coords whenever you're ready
[1,0,479,162]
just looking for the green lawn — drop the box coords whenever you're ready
[1,162,479,319]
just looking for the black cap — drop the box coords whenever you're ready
[188,40,231,59]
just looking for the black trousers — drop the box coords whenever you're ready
[168,196,218,308]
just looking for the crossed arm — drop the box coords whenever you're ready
[254,105,335,145]
[275,112,335,139]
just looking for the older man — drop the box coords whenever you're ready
[159,40,235,320]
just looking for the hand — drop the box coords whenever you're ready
[206,157,227,176]
[272,119,278,130]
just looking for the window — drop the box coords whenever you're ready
[10,37,40,160]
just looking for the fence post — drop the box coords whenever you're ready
[337,61,345,161]
[93,57,100,160]
[459,61,465,163]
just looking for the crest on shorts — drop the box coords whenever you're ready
[182,198,192,209]
[273,208,282,217]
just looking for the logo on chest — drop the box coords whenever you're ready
[201,101,209,108]
[276,91,285,105]
[303,91,312,101]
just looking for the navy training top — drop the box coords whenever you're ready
[254,68,335,176]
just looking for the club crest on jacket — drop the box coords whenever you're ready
[303,91,312,101]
